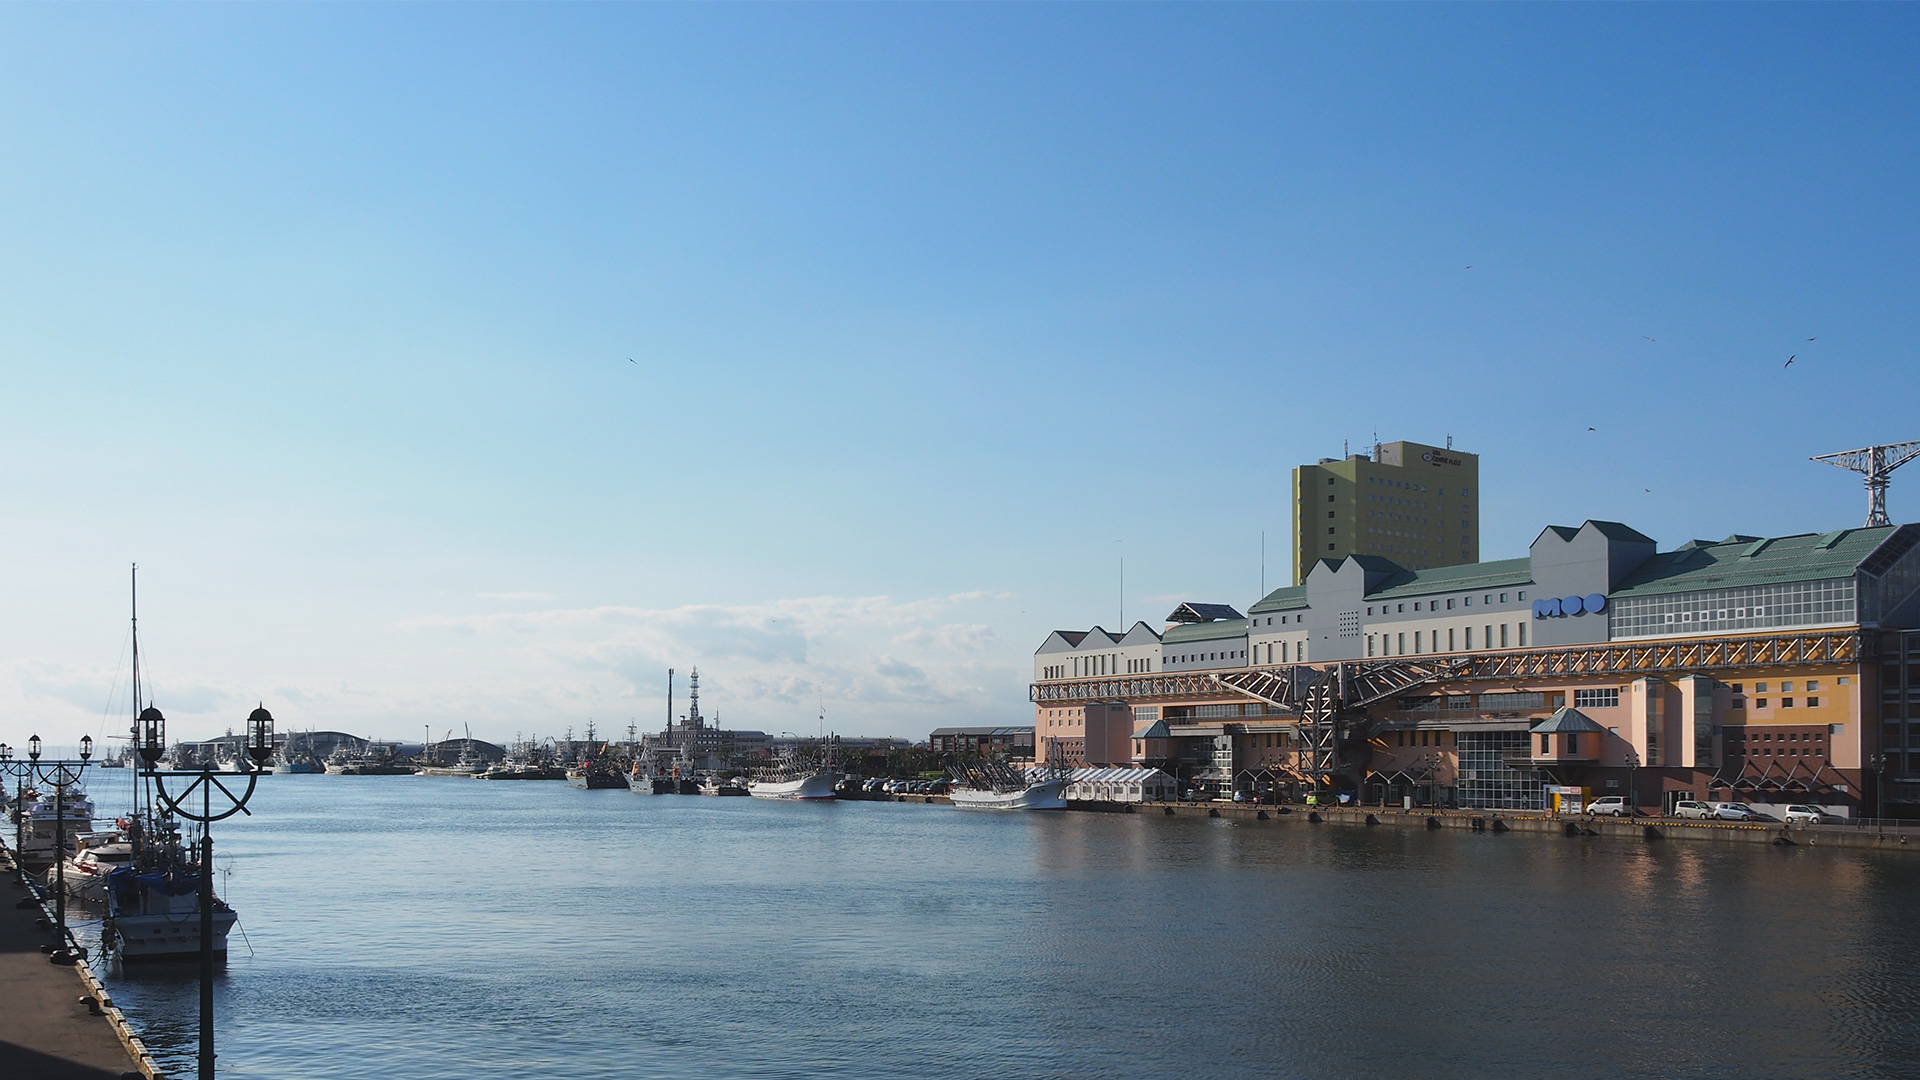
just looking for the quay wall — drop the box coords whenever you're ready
[1063,800,1920,852]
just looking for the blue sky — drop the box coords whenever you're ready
[4,4,1918,750]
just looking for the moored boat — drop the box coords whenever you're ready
[948,777,1068,810]
[48,832,135,902]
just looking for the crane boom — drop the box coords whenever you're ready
[1812,440,1920,527]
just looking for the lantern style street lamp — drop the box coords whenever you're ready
[140,705,273,1080]
[21,735,95,964]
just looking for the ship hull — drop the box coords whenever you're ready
[108,909,239,962]
[749,772,839,800]
[948,779,1068,811]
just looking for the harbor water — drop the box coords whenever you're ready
[64,775,1920,1079]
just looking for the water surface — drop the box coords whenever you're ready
[69,774,1920,1079]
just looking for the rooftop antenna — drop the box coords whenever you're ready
[1446,434,1453,450]
[1812,440,1920,527]
[1261,531,1266,595]
[1343,438,1349,459]
[1118,541,1124,627]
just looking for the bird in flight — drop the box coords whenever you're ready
[1587,426,1596,431]
[1643,336,1656,342]
[1785,355,1796,367]
[628,357,636,363]
[1465,266,1474,270]
[1807,337,1817,341]
[1644,488,1651,492]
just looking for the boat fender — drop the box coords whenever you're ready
[1122,803,1135,814]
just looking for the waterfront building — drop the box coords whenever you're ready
[1034,520,1920,817]
[1293,439,1480,585]
[929,726,1035,757]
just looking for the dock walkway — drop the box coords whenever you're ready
[0,841,150,1079]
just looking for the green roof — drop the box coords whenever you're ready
[1609,526,1902,598]
[1247,585,1309,614]
[1365,557,1533,600]
[1161,618,1249,643]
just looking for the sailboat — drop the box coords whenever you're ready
[103,566,241,963]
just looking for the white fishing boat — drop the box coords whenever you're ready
[12,787,97,862]
[749,734,841,800]
[48,832,135,902]
[748,770,840,800]
[948,776,1068,810]
[105,851,240,962]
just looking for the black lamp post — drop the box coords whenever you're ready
[139,705,272,1080]
[1870,751,1887,836]
[0,744,27,857]
[23,734,93,964]
[1623,747,1640,817]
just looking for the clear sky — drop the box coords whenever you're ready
[4,4,1918,752]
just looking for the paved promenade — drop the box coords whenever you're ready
[0,843,145,1079]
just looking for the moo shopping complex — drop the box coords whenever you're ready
[1030,444,1920,819]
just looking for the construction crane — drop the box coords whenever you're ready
[1812,441,1920,527]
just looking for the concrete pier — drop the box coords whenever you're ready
[0,842,156,1079]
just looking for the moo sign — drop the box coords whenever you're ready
[1534,594,1608,619]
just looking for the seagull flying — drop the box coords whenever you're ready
[1587,426,1596,431]
[1643,336,1656,342]
[1785,355,1795,367]
[1808,337,1817,341]
[628,357,636,363]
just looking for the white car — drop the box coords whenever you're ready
[1712,802,1758,821]
[1586,796,1632,817]
[1673,800,1715,819]
[1783,804,1836,825]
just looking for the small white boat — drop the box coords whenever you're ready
[948,777,1068,811]
[48,833,135,902]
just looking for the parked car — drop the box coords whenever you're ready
[1712,802,1758,821]
[1783,804,1837,824]
[1673,800,1715,819]
[1586,796,1632,817]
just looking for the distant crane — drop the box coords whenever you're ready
[1812,440,1920,527]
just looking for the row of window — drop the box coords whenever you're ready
[1369,624,1526,656]
[1610,580,1857,639]
[1573,688,1620,709]
[1369,591,1523,616]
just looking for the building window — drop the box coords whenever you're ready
[1500,593,1508,602]
[1518,624,1526,647]
[1808,697,1821,708]
[1783,681,1794,692]
[1465,626,1475,650]
[1756,683,1767,692]
[1807,680,1820,691]
[1500,624,1509,648]
[1783,698,1795,708]
[1398,633,1406,654]
[1756,699,1768,709]
[1574,688,1620,709]
[1447,598,1455,609]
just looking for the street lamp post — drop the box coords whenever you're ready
[1623,748,1640,817]
[23,734,93,964]
[139,705,273,1080]
[1870,751,1887,836]
[0,744,27,856]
